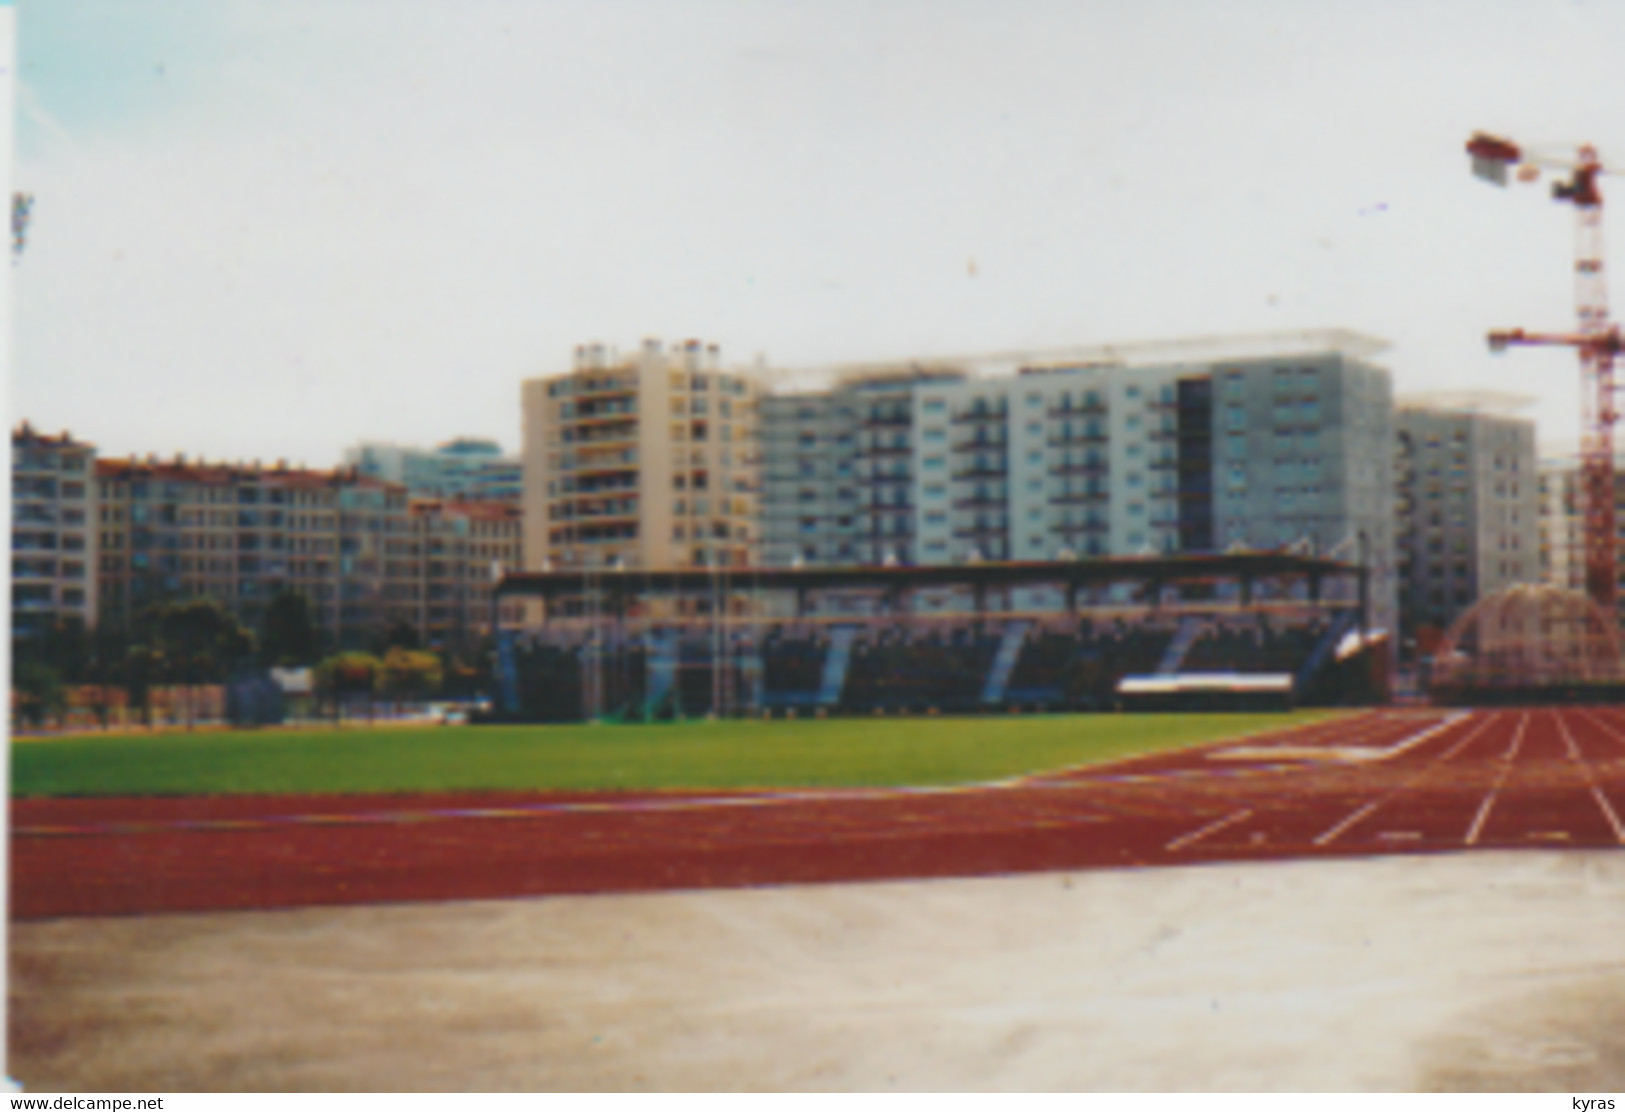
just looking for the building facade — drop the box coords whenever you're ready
[521,338,761,574]
[758,332,1398,632]
[94,455,521,650]
[11,424,99,636]
[1537,454,1625,621]
[1394,398,1539,649]
[344,438,522,502]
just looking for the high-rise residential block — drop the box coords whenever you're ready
[758,331,1398,633]
[1393,396,1539,649]
[1537,453,1625,619]
[11,424,99,636]
[521,339,760,574]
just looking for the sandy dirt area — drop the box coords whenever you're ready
[11,850,1625,1091]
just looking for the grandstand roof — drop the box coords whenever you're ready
[497,552,1361,601]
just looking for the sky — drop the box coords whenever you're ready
[12,0,1625,465]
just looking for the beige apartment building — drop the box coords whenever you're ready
[94,454,522,650]
[521,338,760,574]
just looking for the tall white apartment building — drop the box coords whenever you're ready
[760,330,1397,632]
[1394,395,1539,647]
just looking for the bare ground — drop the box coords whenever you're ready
[11,850,1625,1091]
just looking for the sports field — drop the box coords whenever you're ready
[11,711,1336,797]
[14,706,1625,919]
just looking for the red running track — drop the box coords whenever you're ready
[12,707,1625,920]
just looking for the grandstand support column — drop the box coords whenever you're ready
[795,586,807,618]
[1240,576,1253,608]
[1358,530,1370,644]
[1309,572,1323,604]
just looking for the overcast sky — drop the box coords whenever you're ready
[13,0,1625,465]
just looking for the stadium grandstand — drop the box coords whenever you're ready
[489,553,1387,721]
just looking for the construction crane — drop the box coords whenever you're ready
[1467,131,1625,615]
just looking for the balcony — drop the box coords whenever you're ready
[1047,400,1108,419]
[1048,491,1108,505]
[566,423,639,447]
[1050,460,1109,476]
[952,523,1008,540]
[570,377,638,400]
[858,412,911,429]
[1046,429,1108,447]
[951,463,1007,480]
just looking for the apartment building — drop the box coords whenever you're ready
[345,437,522,502]
[1537,454,1625,615]
[410,498,525,646]
[94,455,521,650]
[1394,396,1539,647]
[759,331,1397,631]
[11,424,98,636]
[521,338,761,574]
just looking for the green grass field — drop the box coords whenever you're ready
[10,711,1343,798]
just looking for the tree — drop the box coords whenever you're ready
[314,651,383,721]
[10,618,92,730]
[261,590,320,667]
[125,644,161,728]
[138,599,255,728]
[12,657,65,729]
[379,647,443,703]
[374,619,422,654]
[83,624,131,729]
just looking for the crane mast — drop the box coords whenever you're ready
[1468,132,1623,615]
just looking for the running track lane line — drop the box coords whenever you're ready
[1464,711,1530,846]
[1555,708,1625,845]
[1312,711,1505,847]
[1002,708,1396,787]
[1576,707,1625,756]
[1164,808,1253,851]
[1155,713,1484,852]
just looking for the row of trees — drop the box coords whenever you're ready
[12,590,491,728]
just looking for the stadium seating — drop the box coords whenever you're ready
[1180,616,1326,676]
[844,626,1002,713]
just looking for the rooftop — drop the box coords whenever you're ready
[766,328,1391,394]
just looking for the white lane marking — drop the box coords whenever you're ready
[1561,711,1625,844]
[1575,707,1625,755]
[1312,711,1504,847]
[1314,801,1382,846]
[1213,711,1471,764]
[1165,808,1253,851]
[1553,709,1583,761]
[1465,712,1529,846]
[1590,787,1625,844]
[1010,709,1384,787]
